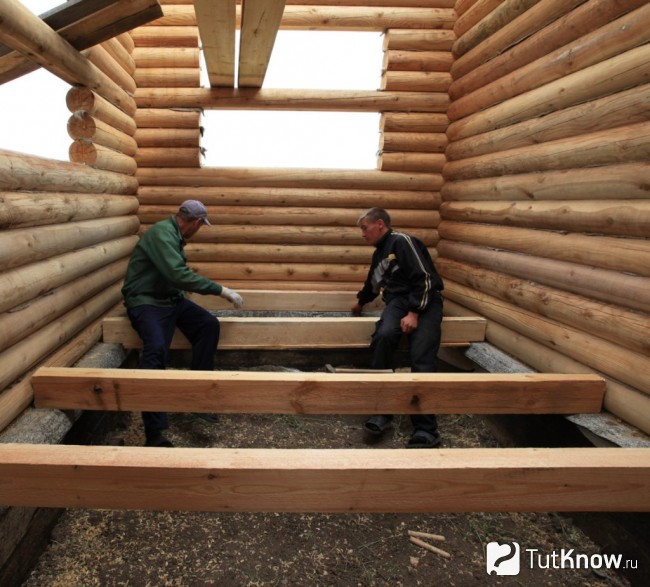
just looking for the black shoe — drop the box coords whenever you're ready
[145,433,174,447]
[406,430,441,449]
[192,413,219,424]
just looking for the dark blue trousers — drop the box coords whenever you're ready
[127,298,220,437]
[370,293,443,434]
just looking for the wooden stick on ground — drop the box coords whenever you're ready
[408,530,446,542]
[409,536,451,559]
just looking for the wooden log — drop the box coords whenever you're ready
[69,140,138,175]
[184,243,374,264]
[0,0,136,115]
[452,0,541,58]
[381,132,447,153]
[102,37,136,76]
[450,0,647,99]
[379,153,446,172]
[0,148,137,194]
[82,43,136,95]
[185,289,385,312]
[152,5,456,30]
[136,167,443,191]
[440,162,650,202]
[137,186,440,210]
[444,279,650,395]
[438,220,650,277]
[138,205,439,227]
[438,240,650,314]
[446,85,650,161]
[33,367,604,415]
[444,122,650,180]
[66,87,136,137]
[238,0,286,88]
[134,128,201,148]
[164,225,438,246]
[134,108,202,129]
[0,236,137,315]
[437,258,650,355]
[381,71,452,92]
[0,192,138,230]
[0,284,122,393]
[445,301,650,435]
[447,43,650,142]
[194,0,235,86]
[162,0,457,5]
[453,0,502,39]
[384,50,453,72]
[135,147,201,168]
[0,318,104,433]
[132,47,200,68]
[383,29,455,51]
[449,3,650,121]
[440,199,650,239]
[134,67,200,87]
[68,112,138,156]
[135,88,450,112]
[1,444,648,513]
[130,26,200,48]
[0,216,139,271]
[381,112,448,133]
[102,315,485,350]
[0,260,127,354]
[115,32,135,54]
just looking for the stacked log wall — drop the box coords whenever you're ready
[133,1,456,290]
[442,0,650,432]
[0,149,138,432]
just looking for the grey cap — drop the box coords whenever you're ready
[179,199,211,225]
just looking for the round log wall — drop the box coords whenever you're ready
[442,0,650,433]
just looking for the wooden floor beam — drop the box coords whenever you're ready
[0,444,647,512]
[31,368,605,415]
[103,316,486,350]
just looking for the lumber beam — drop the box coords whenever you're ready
[0,445,648,512]
[31,367,605,415]
[238,0,286,88]
[0,0,163,84]
[194,0,236,87]
[101,316,487,349]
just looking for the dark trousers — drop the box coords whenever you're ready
[127,298,220,437]
[370,293,443,434]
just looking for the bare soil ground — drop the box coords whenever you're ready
[21,400,638,587]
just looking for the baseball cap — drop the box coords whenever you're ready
[179,199,211,225]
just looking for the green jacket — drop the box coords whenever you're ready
[122,216,223,309]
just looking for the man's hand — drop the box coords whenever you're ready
[400,311,419,334]
[221,287,244,309]
[351,302,363,315]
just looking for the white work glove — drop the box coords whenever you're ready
[220,286,244,309]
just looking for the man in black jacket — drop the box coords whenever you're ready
[351,207,444,448]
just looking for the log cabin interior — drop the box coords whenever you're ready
[0,0,649,580]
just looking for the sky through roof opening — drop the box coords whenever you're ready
[202,31,384,169]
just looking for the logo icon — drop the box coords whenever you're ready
[486,541,520,575]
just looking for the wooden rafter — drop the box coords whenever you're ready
[0,0,163,85]
[1,444,648,512]
[194,0,236,87]
[238,0,286,87]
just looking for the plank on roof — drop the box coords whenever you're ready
[1,444,648,512]
[31,367,606,414]
[238,0,286,88]
[0,0,163,85]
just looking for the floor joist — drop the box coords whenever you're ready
[31,368,605,414]
[102,315,487,349]
[0,444,648,512]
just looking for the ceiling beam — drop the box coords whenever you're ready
[238,0,286,87]
[194,0,236,87]
[0,0,163,85]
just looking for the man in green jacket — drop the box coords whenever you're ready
[122,200,243,447]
